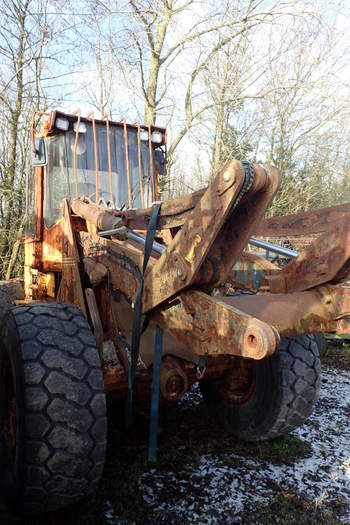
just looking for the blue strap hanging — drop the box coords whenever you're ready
[148,325,163,462]
[125,203,162,426]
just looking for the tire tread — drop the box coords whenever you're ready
[200,335,321,441]
[11,302,107,513]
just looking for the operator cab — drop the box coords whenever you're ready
[28,110,166,228]
[25,110,167,297]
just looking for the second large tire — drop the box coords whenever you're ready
[200,335,321,441]
[0,302,107,514]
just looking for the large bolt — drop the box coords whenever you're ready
[176,259,187,280]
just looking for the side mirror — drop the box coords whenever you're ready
[31,137,47,166]
[155,148,166,175]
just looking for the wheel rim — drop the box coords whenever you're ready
[2,353,16,460]
[218,359,256,404]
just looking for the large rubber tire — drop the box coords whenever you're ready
[0,302,107,514]
[200,335,321,441]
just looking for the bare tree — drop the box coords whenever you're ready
[82,3,115,117]
[170,6,350,212]
[117,0,295,164]
[0,0,60,278]
[0,0,31,278]
[257,18,349,215]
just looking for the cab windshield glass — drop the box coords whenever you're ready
[45,123,154,227]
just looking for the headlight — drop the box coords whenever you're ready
[73,121,87,133]
[140,129,149,141]
[151,131,163,144]
[55,117,69,131]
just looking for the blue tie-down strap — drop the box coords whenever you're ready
[125,202,162,426]
[148,325,163,462]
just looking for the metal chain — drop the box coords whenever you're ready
[228,160,255,217]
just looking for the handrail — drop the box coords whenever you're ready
[122,117,132,208]
[87,111,100,203]
[148,124,155,202]
[71,107,81,198]
[103,114,113,203]
[136,121,145,208]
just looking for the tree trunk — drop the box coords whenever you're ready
[144,53,161,124]
[0,14,25,271]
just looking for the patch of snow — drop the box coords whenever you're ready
[138,366,350,523]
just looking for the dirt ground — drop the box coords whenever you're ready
[1,343,349,525]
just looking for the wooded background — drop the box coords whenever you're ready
[1,0,350,279]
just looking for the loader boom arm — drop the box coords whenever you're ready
[67,158,350,364]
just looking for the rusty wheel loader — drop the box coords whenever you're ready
[0,109,349,514]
